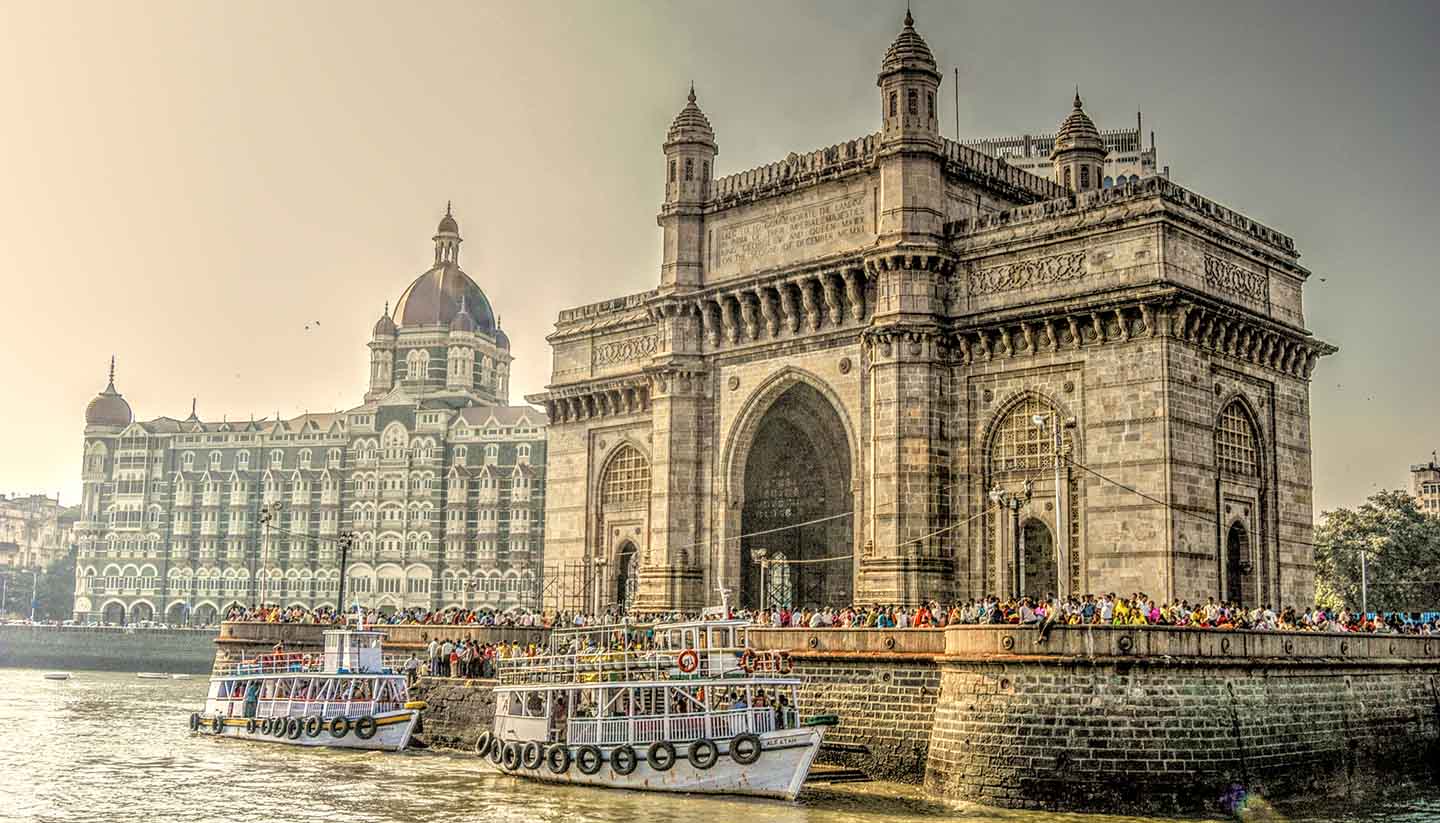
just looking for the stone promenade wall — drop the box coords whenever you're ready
[410,676,497,751]
[0,624,217,673]
[751,625,1440,812]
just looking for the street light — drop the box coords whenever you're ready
[258,502,282,608]
[335,531,355,616]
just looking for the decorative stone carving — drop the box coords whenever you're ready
[728,375,740,391]
[970,250,1086,296]
[592,334,658,367]
[1203,255,1268,304]
[838,357,852,375]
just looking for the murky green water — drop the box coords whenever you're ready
[0,668,1434,823]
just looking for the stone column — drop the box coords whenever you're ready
[636,364,707,611]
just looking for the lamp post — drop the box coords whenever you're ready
[335,531,355,615]
[752,548,769,611]
[30,568,38,622]
[258,502,281,608]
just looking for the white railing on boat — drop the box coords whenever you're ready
[208,696,406,720]
[215,653,324,676]
[566,707,777,745]
[498,647,746,685]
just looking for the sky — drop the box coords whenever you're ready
[0,0,1436,512]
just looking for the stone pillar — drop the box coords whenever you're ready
[636,364,707,611]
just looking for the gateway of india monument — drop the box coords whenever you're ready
[534,11,1337,615]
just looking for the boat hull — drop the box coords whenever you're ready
[203,710,419,752]
[476,728,824,800]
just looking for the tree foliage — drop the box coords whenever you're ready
[1313,490,1440,612]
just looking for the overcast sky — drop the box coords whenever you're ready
[1,0,1436,512]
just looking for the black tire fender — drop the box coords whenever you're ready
[329,716,351,738]
[286,717,303,739]
[211,715,224,734]
[522,741,545,769]
[576,745,604,775]
[245,718,257,734]
[730,733,762,765]
[689,738,719,769]
[547,744,572,774]
[502,741,522,771]
[488,737,504,764]
[304,716,323,738]
[354,715,378,740]
[475,731,492,756]
[610,744,638,775]
[189,713,200,732]
[647,740,676,771]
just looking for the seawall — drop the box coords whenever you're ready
[0,624,218,674]
[750,626,1440,813]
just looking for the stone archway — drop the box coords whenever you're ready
[1020,519,1057,600]
[193,603,219,626]
[130,601,155,624]
[1225,522,1252,607]
[101,601,126,625]
[166,601,190,626]
[615,540,640,614]
[737,381,853,610]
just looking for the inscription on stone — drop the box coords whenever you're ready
[711,192,869,277]
[970,250,1086,296]
[1203,254,1268,304]
[591,334,657,368]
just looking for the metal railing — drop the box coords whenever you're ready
[215,652,323,677]
[567,707,777,745]
[498,647,747,685]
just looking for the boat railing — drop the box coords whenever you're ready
[215,652,324,677]
[498,646,746,685]
[209,696,407,720]
[566,707,778,745]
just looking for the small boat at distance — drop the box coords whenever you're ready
[43,672,72,681]
[189,626,424,752]
[138,673,168,680]
[476,612,833,800]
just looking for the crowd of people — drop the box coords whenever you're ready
[225,593,1440,638]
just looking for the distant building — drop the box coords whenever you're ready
[74,209,547,625]
[962,109,1168,187]
[0,494,76,571]
[1412,455,1440,514]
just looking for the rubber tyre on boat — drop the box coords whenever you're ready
[610,744,638,775]
[211,715,224,734]
[475,731,492,756]
[260,718,273,735]
[354,715,378,740]
[488,737,504,765]
[730,733,762,765]
[304,716,323,738]
[273,718,288,738]
[647,741,676,771]
[502,742,522,771]
[189,713,200,732]
[329,716,351,738]
[287,718,303,740]
[547,745,571,774]
[522,741,545,770]
[246,718,257,734]
[576,745,603,775]
[689,738,719,769]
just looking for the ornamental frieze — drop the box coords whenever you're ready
[591,334,657,368]
[1203,255,1268,304]
[969,250,1086,296]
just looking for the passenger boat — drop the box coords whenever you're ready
[188,627,424,752]
[476,614,833,800]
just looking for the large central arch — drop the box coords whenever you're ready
[729,374,855,610]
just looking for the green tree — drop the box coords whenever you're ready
[33,545,77,620]
[1313,490,1440,612]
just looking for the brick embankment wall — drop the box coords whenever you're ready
[0,624,217,674]
[926,626,1440,814]
[410,676,496,752]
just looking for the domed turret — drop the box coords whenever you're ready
[392,205,499,332]
[880,9,938,77]
[665,84,717,151]
[877,10,941,146]
[85,357,132,428]
[659,85,718,289]
[373,302,397,337]
[1052,91,1107,193]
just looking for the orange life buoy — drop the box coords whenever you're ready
[677,649,699,674]
[739,649,757,673]
[777,651,794,675]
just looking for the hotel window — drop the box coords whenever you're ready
[1216,401,1259,477]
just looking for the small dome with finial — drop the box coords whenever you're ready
[373,301,397,337]
[449,294,476,332]
[881,8,938,77]
[665,83,717,149]
[85,356,133,428]
[436,201,459,236]
[1054,90,1104,153]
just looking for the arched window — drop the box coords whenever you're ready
[1063,168,1072,189]
[926,92,934,119]
[990,396,1058,474]
[1216,401,1258,476]
[684,158,694,181]
[601,444,650,508]
[237,451,250,470]
[668,159,675,183]
[182,452,195,471]
[888,91,897,117]
[1079,165,1090,190]
[907,88,918,115]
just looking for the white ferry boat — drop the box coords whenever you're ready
[189,627,424,752]
[476,615,834,800]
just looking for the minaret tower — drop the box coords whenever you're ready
[657,84,717,291]
[1052,91,1107,193]
[367,302,397,400]
[873,9,945,244]
[434,201,461,265]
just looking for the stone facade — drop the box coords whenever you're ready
[963,109,1167,187]
[0,493,77,571]
[74,209,547,625]
[1411,456,1440,515]
[533,12,1335,613]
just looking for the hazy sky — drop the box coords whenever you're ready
[1,0,1436,512]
